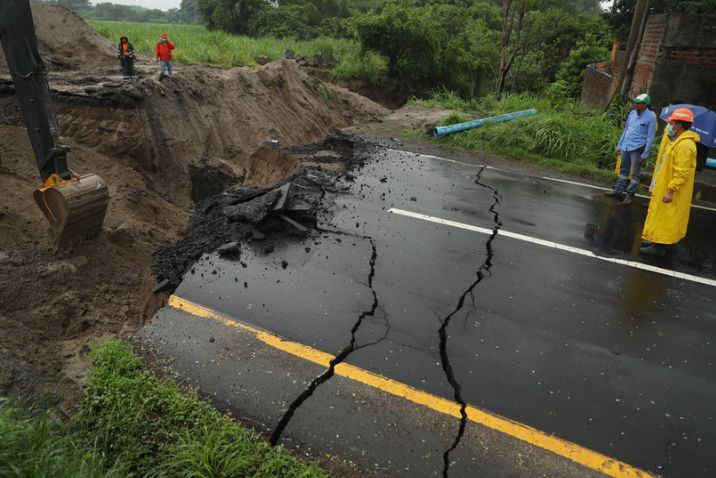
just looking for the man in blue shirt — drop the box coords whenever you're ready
[605,93,657,205]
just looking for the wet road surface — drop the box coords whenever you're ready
[142,145,716,477]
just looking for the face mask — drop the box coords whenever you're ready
[667,125,677,137]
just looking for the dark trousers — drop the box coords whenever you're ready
[120,58,134,78]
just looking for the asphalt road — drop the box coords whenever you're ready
[141,144,716,477]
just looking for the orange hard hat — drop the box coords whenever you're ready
[668,108,694,123]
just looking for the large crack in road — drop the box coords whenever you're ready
[438,166,502,477]
[270,231,381,446]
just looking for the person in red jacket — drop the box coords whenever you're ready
[155,32,175,80]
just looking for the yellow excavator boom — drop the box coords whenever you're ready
[1,0,109,246]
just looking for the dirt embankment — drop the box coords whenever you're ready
[0,5,387,405]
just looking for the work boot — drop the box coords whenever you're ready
[622,194,634,206]
[604,190,624,199]
[640,244,667,257]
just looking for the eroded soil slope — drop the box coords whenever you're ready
[0,5,387,405]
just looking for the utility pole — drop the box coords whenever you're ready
[611,0,650,101]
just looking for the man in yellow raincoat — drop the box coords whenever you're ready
[640,108,700,256]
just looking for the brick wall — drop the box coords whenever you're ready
[611,50,627,81]
[581,13,716,110]
[663,48,716,67]
[630,63,654,96]
[651,14,716,111]
[639,15,667,62]
[581,65,612,107]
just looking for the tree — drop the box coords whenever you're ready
[553,33,610,97]
[250,4,316,39]
[197,0,268,34]
[352,1,498,96]
[179,0,202,24]
[495,0,532,99]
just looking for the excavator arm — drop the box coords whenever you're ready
[0,0,108,245]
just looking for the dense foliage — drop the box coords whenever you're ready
[41,0,716,100]
[192,0,614,97]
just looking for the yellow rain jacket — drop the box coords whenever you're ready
[641,129,700,244]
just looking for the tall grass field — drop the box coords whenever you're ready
[88,20,386,81]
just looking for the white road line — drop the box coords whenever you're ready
[387,148,716,213]
[389,208,716,289]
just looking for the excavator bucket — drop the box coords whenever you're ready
[33,173,109,246]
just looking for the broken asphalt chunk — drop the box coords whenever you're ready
[222,186,271,206]
[280,214,308,233]
[152,278,171,294]
[223,189,281,223]
[217,241,240,258]
[271,182,291,212]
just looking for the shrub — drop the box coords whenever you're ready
[412,91,622,179]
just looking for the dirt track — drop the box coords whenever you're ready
[0,5,387,405]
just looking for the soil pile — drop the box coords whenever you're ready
[0,6,387,405]
[0,5,116,72]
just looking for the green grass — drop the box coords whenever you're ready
[0,399,126,477]
[88,20,386,81]
[1,341,328,478]
[411,90,629,181]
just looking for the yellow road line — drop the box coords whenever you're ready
[167,295,654,478]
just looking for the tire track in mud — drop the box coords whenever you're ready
[438,166,502,477]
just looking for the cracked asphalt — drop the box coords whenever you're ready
[140,144,716,477]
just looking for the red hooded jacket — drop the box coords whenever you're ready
[155,33,175,61]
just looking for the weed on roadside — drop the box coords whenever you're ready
[413,90,624,181]
[0,398,126,478]
[71,340,328,478]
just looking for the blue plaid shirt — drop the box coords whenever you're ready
[617,108,657,158]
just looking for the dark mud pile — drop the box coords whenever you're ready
[152,132,363,292]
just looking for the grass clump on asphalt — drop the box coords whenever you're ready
[88,20,386,82]
[412,90,627,181]
[1,341,328,478]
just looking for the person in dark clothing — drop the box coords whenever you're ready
[117,35,135,80]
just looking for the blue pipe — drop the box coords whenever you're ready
[707,158,716,170]
[433,108,538,137]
